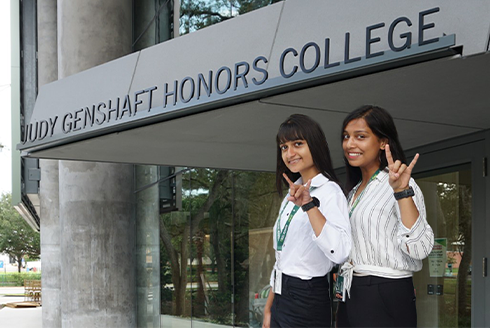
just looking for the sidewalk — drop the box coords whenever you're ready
[0,287,42,328]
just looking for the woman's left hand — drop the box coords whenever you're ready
[283,173,312,206]
[385,144,419,192]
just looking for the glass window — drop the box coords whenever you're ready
[133,0,173,51]
[159,168,278,327]
[180,0,284,35]
[415,166,472,328]
[133,0,285,49]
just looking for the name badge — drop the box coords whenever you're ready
[274,269,282,295]
[334,274,345,302]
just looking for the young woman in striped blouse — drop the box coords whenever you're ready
[336,105,434,327]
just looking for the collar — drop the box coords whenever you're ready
[375,167,390,181]
[351,167,388,195]
[294,173,329,188]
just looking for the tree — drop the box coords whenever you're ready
[160,169,228,316]
[159,168,279,325]
[0,193,40,272]
[180,0,282,34]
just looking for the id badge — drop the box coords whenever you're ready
[334,274,345,302]
[274,269,282,295]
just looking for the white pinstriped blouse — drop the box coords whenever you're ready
[346,168,434,278]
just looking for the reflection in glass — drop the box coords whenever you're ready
[133,0,173,51]
[180,0,284,35]
[159,168,278,327]
[133,0,285,51]
[415,167,471,328]
[135,165,161,328]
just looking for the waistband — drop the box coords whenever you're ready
[282,273,329,289]
[352,275,413,286]
[340,262,412,299]
[353,264,413,278]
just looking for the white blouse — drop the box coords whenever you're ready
[269,173,351,286]
[346,168,434,278]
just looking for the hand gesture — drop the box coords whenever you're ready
[283,173,312,206]
[385,144,419,192]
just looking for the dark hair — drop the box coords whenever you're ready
[276,114,341,196]
[341,105,407,191]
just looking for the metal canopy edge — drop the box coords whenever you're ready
[20,35,457,157]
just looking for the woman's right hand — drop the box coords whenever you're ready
[262,309,271,328]
[283,173,312,207]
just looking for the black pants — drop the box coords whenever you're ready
[270,273,331,328]
[336,276,417,328]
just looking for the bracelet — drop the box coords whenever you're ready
[394,186,414,200]
[301,197,320,212]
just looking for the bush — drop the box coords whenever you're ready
[0,272,41,286]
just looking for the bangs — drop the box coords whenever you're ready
[277,121,306,144]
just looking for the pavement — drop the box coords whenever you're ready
[0,287,42,328]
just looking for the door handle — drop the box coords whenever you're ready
[483,257,487,277]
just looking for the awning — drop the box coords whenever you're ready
[19,0,490,171]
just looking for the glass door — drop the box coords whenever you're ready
[411,140,486,328]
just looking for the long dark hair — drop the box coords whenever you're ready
[276,114,341,196]
[341,105,407,191]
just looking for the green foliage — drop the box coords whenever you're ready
[236,0,282,15]
[0,193,40,272]
[159,241,174,314]
[180,0,282,34]
[160,168,278,324]
[0,272,41,286]
[207,290,232,324]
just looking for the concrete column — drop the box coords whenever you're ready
[38,0,61,327]
[57,0,132,77]
[59,162,136,327]
[135,166,160,328]
[39,160,61,328]
[38,0,58,86]
[57,1,136,327]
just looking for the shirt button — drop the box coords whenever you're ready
[330,250,334,254]
[406,235,410,238]
[286,213,289,216]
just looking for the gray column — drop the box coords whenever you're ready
[38,0,60,327]
[38,0,58,86]
[39,160,60,328]
[57,1,136,327]
[135,166,160,328]
[59,162,135,327]
[57,0,132,76]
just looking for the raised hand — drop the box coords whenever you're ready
[283,173,312,206]
[385,144,419,192]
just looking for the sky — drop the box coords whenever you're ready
[0,1,12,195]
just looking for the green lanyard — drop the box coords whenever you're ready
[276,204,300,251]
[276,186,317,251]
[349,169,380,218]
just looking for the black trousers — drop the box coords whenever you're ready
[270,273,331,328]
[336,276,417,328]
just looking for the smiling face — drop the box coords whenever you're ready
[280,139,319,181]
[342,118,386,177]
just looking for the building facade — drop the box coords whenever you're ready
[11,0,490,327]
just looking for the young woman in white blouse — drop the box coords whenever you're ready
[336,105,434,327]
[262,114,351,328]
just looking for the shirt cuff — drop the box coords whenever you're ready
[312,220,350,264]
